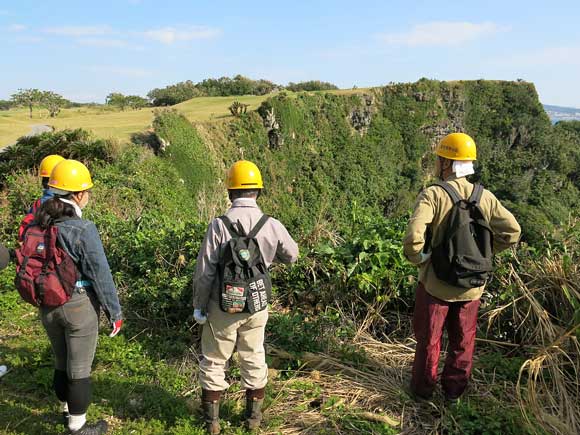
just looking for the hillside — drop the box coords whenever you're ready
[0,95,268,147]
[0,89,369,147]
[0,79,579,435]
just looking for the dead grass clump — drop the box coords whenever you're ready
[485,227,580,435]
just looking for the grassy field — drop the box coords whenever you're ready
[0,271,531,435]
[0,89,372,148]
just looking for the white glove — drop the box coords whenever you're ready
[419,252,432,264]
[194,309,207,325]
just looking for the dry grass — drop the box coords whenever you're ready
[252,228,578,434]
[485,236,580,435]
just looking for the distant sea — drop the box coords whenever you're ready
[543,104,580,124]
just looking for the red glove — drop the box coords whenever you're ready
[109,319,123,337]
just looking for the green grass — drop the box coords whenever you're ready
[0,267,393,435]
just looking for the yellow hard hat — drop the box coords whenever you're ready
[39,155,65,178]
[48,160,94,192]
[226,160,264,190]
[435,133,477,161]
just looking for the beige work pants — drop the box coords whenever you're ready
[199,300,269,391]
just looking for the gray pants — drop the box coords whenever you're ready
[40,290,99,379]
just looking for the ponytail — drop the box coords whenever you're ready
[35,196,76,229]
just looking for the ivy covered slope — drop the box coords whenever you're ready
[178,79,579,243]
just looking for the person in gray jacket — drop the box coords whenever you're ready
[193,160,298,434]
[33,159,122,435]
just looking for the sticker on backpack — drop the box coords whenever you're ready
[221,284,247,313]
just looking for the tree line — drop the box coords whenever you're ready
[8,89,71,118]
[147,75,338,106]
[4,76,340,117]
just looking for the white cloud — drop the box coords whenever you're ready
[378,21,507,47]
[77,38,144,51]
[44,25,113,37]
[87,66,153,78]
[142,26,221,44]
[7,24,26,32]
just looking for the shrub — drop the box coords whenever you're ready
[147,75,280,106]
[0,129,114,187]
[286,80,339,92]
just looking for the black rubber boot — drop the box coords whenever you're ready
[245,388,265,431]
[70,420,108,435]
[201,390,222,435]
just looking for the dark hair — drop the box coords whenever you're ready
[41,177,50,189]
[35,196,76,229]
[228,189,261,201]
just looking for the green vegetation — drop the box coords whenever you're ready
[147,76,340,106]
[106,93,149,111]
[147,75,279,106]
[0,100,13,110]
[286,81,339,92]
[10,88,70,119]
[0,94,272,147]
[0,79,579,434]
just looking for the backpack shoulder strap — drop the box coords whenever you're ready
[468,183,484,205]
[432,181,462,204]
[247,214,270,239]
[218,215,240,239]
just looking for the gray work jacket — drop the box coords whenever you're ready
[193,198,299,311]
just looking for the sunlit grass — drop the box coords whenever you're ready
[0,89,376,148]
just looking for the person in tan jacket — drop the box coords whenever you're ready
[193,160,299,434]
[403,133,521,402]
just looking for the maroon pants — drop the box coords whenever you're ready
[411,283,480,399]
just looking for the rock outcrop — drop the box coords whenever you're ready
[261,107,283,149]
[348,94,375,136]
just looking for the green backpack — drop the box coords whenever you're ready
[217,215,272,314]
[430,182,494,289]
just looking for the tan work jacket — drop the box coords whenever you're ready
[193,198,299,311]
[403,175,521,302]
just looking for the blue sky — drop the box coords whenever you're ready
[1,0,579,106]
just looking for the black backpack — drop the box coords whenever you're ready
[218,214,272,314]
[430,182,493,289]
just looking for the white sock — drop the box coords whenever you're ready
[68,413,87,431]
[60,401,69,414]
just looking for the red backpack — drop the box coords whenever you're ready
[18,198,42,242]
[15,224,78,307]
